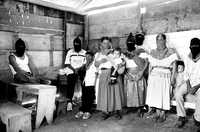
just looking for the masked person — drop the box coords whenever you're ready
[9,38,40,83]
[63,37,86,111]
[174,38,200,128]
[124,33,148,117]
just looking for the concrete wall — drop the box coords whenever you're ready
[88,5,139,39]
[143,0,200,34]
[87,0,200,51]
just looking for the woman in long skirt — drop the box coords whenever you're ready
[95,37,124,120]
[144,33,178,122]
[124,33,148,117]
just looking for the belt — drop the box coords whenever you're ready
[152,66,171,70]
[100,68,110,70]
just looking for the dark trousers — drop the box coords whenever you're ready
[66,73,78,102]
[79,85,95,113]
[58,68,85,102]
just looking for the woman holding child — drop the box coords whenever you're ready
[94,37,125,120]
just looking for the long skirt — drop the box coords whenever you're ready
[146,69,171,110]
[95,76,99,104]
[125,76,146,107]
[97,69,124,112]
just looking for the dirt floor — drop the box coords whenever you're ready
[34,105,200,132]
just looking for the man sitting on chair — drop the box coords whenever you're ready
[175,38,200,128]
[9,38,50,84]
[59,37,86,111]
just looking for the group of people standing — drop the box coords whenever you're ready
[64,33,200,129]
[8,32,200,129]
[91,33,177,122]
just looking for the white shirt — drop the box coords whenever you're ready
[185,56,200,87]
[64,49,86,69]
[124,57,137,68]
[84,62,97,86]
[141,53,177,67]
[176,72,187,88]
[113,58,123,65]
[9,53,31,75]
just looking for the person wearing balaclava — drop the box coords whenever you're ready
[174,37,200,128]
[62,36,86,111]
[123,32,148,117]
[126,32,136,52]
[9,38,39,83]
[135,32,146,55]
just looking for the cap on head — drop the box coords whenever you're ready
[135,32,145,46]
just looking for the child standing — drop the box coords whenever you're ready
[75,51,96,120]
[173,60,188,128]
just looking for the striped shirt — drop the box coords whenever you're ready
[64,49,86,69]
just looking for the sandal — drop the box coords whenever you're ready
[82,112,91,120]
[75,111,84,118]
[101,113,110,120]
[152,114,160,122]
[158,113,166,123]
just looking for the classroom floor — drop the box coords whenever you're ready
[34,104,200,132]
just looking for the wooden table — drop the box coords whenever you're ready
[12,83,57,128]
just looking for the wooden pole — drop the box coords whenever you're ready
[62,12,67,67]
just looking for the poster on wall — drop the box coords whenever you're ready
[66,23,83,49]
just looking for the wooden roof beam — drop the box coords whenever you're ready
[17,0,85,15]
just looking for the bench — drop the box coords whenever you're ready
[171,94,196,109]
[11,83,57,128]
[0,101,32,132]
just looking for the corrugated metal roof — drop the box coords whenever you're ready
[28,0,181,14]
[40,0,137,13]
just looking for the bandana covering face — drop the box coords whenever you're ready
[126,33,136,52]
[191,48,200,59]
[190,38,200,59]
[16,47,25,57]
[15,39,26,57]
[74,43,81,52]
[73,37,82,52]
[135,33,145,46]
[127,42,136,52]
